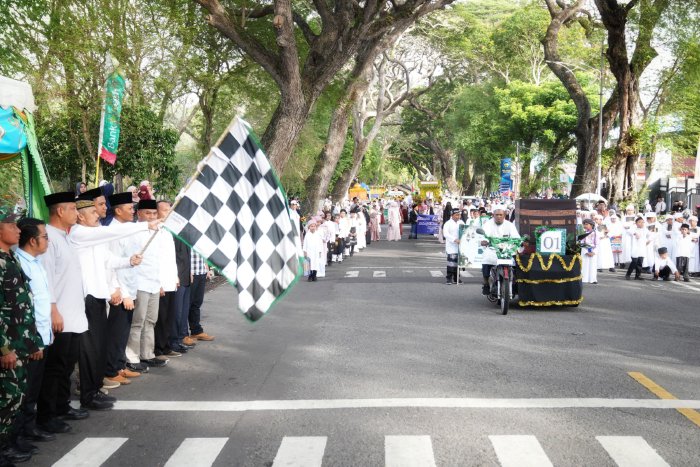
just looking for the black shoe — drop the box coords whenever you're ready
[141,358,167,367]
[94,392,117,403]
[38,418,71,434]
[456,279,463,284]
[173,345,189,353]
[58,406,89,421]
[81,399,114,411]
[625,275,631,280]
[126,362,149,373]
[663,277,671,281]
[684,278,690,282]
[1,447,31,463]
[482,285,489,295]
[21,427,55,442]
[634,276,644,280]
[312,276,317,281]
[609,268,615,272]
[445,280,453,285]
[12,439,38,455]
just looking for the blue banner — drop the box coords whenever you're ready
[500,158,513,194]
[416,214,440,235]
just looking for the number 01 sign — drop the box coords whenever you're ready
[537,229,566,255]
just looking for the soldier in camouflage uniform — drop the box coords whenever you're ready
[0,205,44,465]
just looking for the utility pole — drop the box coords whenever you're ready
[597,36,605,196]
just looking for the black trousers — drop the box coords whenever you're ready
[155,291,176,356]
[189,275,206,336]
[79,295,108,405]
[12,355,46,438]
[676,256,689,279]
[38,332,79,422]
[105,303,133,377]
[326,242,334,264]
[626,257,644,278]
[658,265,672,279]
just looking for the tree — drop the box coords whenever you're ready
[193,0,456,175]
[542,0,619,198]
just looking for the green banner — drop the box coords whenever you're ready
[99,71,126,165]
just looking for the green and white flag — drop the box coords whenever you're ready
[98,69,126,165]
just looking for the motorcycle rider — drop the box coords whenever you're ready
[480,205,521,295]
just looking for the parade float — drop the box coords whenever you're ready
[513,199,583,307]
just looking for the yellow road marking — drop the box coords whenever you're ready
[628,371,700,428]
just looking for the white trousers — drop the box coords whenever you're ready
[582,253,598,283]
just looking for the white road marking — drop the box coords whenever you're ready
[345,271,359,278]
[164,438,228,467]
[385,435,436,467]
[489,435,553,467]
[430,270,443,277]
[272,436,327,467]
[113,397,700,412]
[671,280,699,291]
[52,437,127,467]
[596,436,670,467]
[344,266,444,269]
[373,270,386,278]
[404,270,414,273]
[459,270,473,277]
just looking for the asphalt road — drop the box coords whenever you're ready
[28,227,700,466]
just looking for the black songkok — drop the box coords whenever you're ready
[137,199,157,210]
[109,192,134,207]
[44,191,76,207]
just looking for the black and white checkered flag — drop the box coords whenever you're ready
[165,117,302,321]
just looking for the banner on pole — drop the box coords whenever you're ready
[98,71,126,165]
[499,158,513,194]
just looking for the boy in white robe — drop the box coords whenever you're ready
[302,221,324,282]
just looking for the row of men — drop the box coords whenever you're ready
[0,187,215,466]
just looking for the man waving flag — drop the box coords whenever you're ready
[164,117,302,321]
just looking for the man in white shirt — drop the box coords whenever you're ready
[154,200,181,360]
[443,209,464,284]
[71,197,147,411]
[125,200,167,373]
[480,206,520,294]
[104,192,142,386]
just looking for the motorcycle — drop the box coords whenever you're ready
[475,229,523,315]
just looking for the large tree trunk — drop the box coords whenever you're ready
[596,0,668,202]
[196,0,456,174]
[543,0,619,198]
[304,46,378,210]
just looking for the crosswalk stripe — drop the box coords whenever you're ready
[345,271,359,278]
[52,437,127,467]
[489,435,553,467]
[164,438,228,467]
[373,270,386,278]
[596,436,670,467]
[385,435,436,467]
[459,270,473,278]
[430,270,443,277]
[272,436,327,467]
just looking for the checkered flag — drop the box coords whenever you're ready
[164,117,302,321]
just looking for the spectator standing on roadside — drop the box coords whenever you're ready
[188,251,215,342]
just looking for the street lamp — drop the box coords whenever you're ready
[546,37,606,196]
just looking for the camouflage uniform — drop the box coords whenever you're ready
[0,248,43,447]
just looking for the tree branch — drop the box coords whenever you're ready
[292,11,318,45]
[193,0,283,86]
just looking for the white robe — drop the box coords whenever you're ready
[386,204,402,241]
[302,230,324,272]
[595,225,614,269]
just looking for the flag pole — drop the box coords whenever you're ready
[137,115,242,256]
[94,54,111,188]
